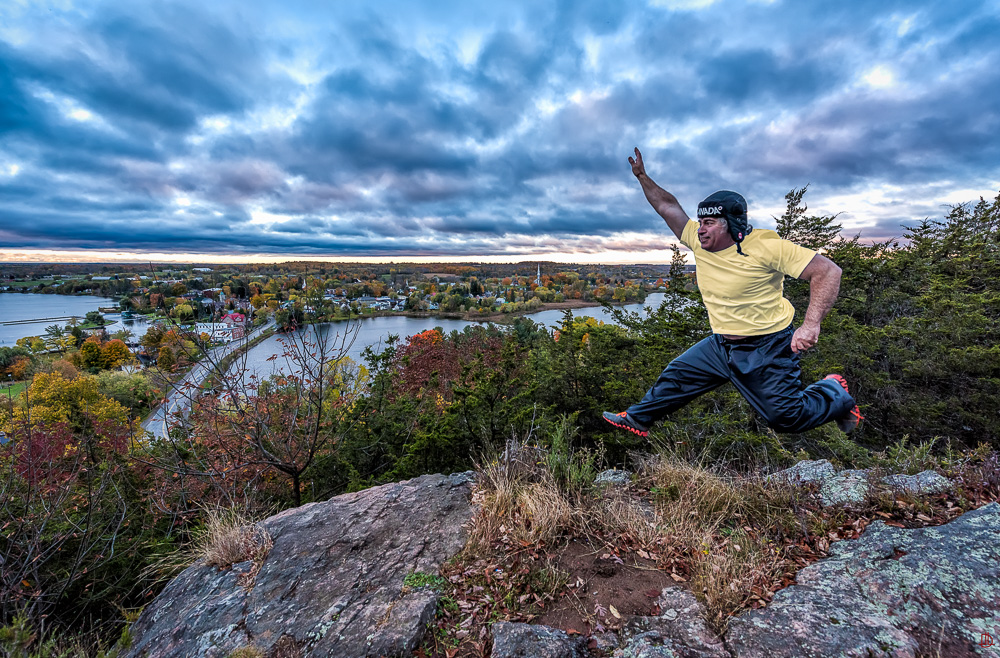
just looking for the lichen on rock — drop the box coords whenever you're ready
[124,472,474,658]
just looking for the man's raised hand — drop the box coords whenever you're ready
[628,147,646,178]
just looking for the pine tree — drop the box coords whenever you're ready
[775,185,842,250]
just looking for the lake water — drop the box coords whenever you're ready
[230,293,669,382]
[0,294,117,346]
[0,293,156,346]
[1,291,671,382]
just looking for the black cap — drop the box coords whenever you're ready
[697,190,753,255]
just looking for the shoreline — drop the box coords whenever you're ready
[320,297,647,325]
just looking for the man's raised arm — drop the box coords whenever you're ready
[629,147,690,240]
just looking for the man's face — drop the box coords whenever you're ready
[697,217,736,252]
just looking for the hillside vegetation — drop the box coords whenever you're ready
[1,190,999,655]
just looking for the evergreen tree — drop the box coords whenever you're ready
[775,185,842,251]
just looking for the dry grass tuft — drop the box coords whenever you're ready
[467,440,584,552]
[688,527,783,630]
[515,481,574,545]
[640,456,800,630]
[195,506,274,571]
[591,494,660,547]
[467,444,801,632]
[226,648,266,658]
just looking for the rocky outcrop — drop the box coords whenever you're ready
[883,470,952,495]
[726,502,1000,657]
[767,459,955,506]
[766,459,835,486]
[124,472,475,658]
[620,588,729,658]
[818,468,871,506]
[127,469,997,658]
[492,622,589,658]
[595,469,632,486]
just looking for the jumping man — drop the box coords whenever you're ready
[603,148,863,438]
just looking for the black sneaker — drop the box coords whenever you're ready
[824,374,864,434]
[602,411,649,438]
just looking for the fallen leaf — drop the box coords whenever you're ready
[670,573,686,583]
[609,605,621,619]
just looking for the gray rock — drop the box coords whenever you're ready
[614,631,682,658]
[766,459,835,486]
[624,587,729,658]
[491,621,589,658]
[882,470,952,496]
[591,631,623,652]
[596,469,633,486]
[726,502,1000,657]
[125,472,475,658]
[770,462,951,507]
[819,468,872,506]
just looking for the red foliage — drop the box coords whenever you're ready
[4,418,131,490]
[392,328,506,406]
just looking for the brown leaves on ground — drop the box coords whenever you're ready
[419,449,1000,657]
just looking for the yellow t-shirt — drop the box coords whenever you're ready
[680,220,817,336]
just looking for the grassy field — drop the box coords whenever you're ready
[1,381,27,398]
[4,280,57,287]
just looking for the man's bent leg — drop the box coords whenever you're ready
[728,328,855,433]
[626,335,729,427]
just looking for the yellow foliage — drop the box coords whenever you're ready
[102,339,134,369]
[2,372,133,431]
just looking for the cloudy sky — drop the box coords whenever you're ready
[2,0,999,263]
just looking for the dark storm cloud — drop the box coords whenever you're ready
[2,0,999,259]
[696,49,840,106]
[51,7,266,133]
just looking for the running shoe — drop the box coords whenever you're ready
[602,411,649,438]
[824,374,864,434]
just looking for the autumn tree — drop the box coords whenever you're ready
[157,346,175,371]
[0,346,32,377]
[140,323,364,508]
[101,339,133,369]
[80,336,104,371]
[0,372,133,438]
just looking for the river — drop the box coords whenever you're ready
[229,293,669,383]
[1,290,671,381]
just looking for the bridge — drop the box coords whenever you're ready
[0,316,84,326]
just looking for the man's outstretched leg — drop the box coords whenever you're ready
[725,328,860,434]
[603,335,729,437]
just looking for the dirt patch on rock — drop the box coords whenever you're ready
[536,538,674,635]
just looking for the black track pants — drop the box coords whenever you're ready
[626,325,855,433]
